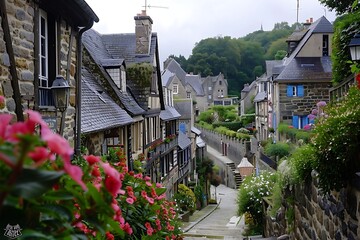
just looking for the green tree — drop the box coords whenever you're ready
[318,0,358,15]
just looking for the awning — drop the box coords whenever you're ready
[196,136,206,148]
[191,126,201,135]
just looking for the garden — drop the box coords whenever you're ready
[0,98,183,239]
[237,84,360,235]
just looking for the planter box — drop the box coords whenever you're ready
[179,211,191,222]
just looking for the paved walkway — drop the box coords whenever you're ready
[181,145,276,240]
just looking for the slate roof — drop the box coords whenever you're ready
[160,106,181,121]
[196,136,206,148]
[174,100,192,120]
[82,29,145,116]
[254,91,267,102]
[164,58,187,83]
[81,68,133,134]
[101,33,157,65]
[265,60,283,77]
[191,126,201,135]
[276,57,332,81]
[283,16,333,66]
[161,69,176,87]
[185,74,205,96]
[178,131,191,150]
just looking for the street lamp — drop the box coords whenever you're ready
[349,33,360,61]
[51,75,70,135]
[51,75,70,111]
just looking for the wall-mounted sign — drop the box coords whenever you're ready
[43,117,57,133]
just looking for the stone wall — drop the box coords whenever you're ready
[279,82,330,124]
[0,0,77,146]
[264,175,360,239]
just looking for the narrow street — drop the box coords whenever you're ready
[183,184,244,240]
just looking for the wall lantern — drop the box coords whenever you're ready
[51,75,70,112]
[349,33,360,61]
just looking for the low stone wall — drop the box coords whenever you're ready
[264,175,360,239]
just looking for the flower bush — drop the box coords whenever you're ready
[173,184,196,214]
[312,86,360,192]
[0,111,183,239]
[237,172,277,234]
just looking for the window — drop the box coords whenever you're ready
[286,85,304,97]
[107,68,121,89]
[219,80,222,85]
[292,115,309,129]
[208,95,212,100]
[173,84,178,94]
[218,89,224,97]
[208,86,212,91]
[186,92,191,98]
[323,35,329,56]
[179,122,186,134]
[38,9,56,106]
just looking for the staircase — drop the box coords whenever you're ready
[226,162,242,189]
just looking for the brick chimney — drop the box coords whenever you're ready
[134,10,153,54]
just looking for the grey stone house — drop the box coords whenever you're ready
[269,16,333,141]
[0,0,98,154]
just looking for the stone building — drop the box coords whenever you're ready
[0,0,98,153]
[265,16,333,141]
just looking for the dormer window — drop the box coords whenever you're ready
[173,84,178,94]
[106,66,126,91]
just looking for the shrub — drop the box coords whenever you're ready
[288,144,317,183]
[212,121,243,131]
[312,86,360,192]
[295,130,312,143]
[198,110,215,124]
[173,184,196,214]
[278,123,297,140]
[237,172,277,233]
[264,142,290,160]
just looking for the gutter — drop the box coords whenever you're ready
[75,20,95,156]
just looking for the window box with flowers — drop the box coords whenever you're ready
[164,134,176,144]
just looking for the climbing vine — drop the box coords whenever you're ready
[126,63,153,88]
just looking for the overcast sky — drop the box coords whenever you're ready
[85,0,337,64]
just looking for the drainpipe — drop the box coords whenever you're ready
[75,21,93,156]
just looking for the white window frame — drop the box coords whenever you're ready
[107,68,121,89]
[39,9,48,87]
[292,86,297,96]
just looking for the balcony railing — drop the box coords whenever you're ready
[39,87,55,107]
[329,75,355,102]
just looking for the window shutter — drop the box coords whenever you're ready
[292,115,299,129]
[287,85,293,97]
[297,85,304,97]
[301,116,309,128]
[179,123,186,133]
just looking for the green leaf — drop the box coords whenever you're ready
[155,187,166,196]
[37,204,73,222]
[20,229,55,240]
[42,189,74,201]
[106,218,125,238]
[11,168,64,199]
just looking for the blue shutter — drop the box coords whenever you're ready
[287,85,293,97]
[301,116,309,128]
[292,116,299,129]
[297,85,304,97]
[179,123,186,133]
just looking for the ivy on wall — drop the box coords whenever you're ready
[332,12,360,84]
[126,63,153,88]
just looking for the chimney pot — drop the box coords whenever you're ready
[310,17,313,23]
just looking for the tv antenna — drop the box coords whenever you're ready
[143,0,168,13]
[296,0,299,23]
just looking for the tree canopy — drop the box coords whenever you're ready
[170,22,299,96]
[318,0,358,15]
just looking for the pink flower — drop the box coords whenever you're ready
[146,181,152,187]
[146,196,154,205]
[121,222,133,235]
[41,128,74,158]
[64,162,87,191]
[25,110,48,129]
[156,183,162,188]
[303,124,312,131]
[126,198,134,204]
[308,114,316,120]
[316,101,327,107]
[91,165,101,177]
[0,114,13,140]
[141,190,147,198]
[105,232,114,240]
[28,146,50,164]
[145,222,154,236]
[144,176,151,181]
[84,155,100,165]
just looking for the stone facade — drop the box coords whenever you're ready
[278,82,330,125]
[264,176,360,239]
[0,0,87,148]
